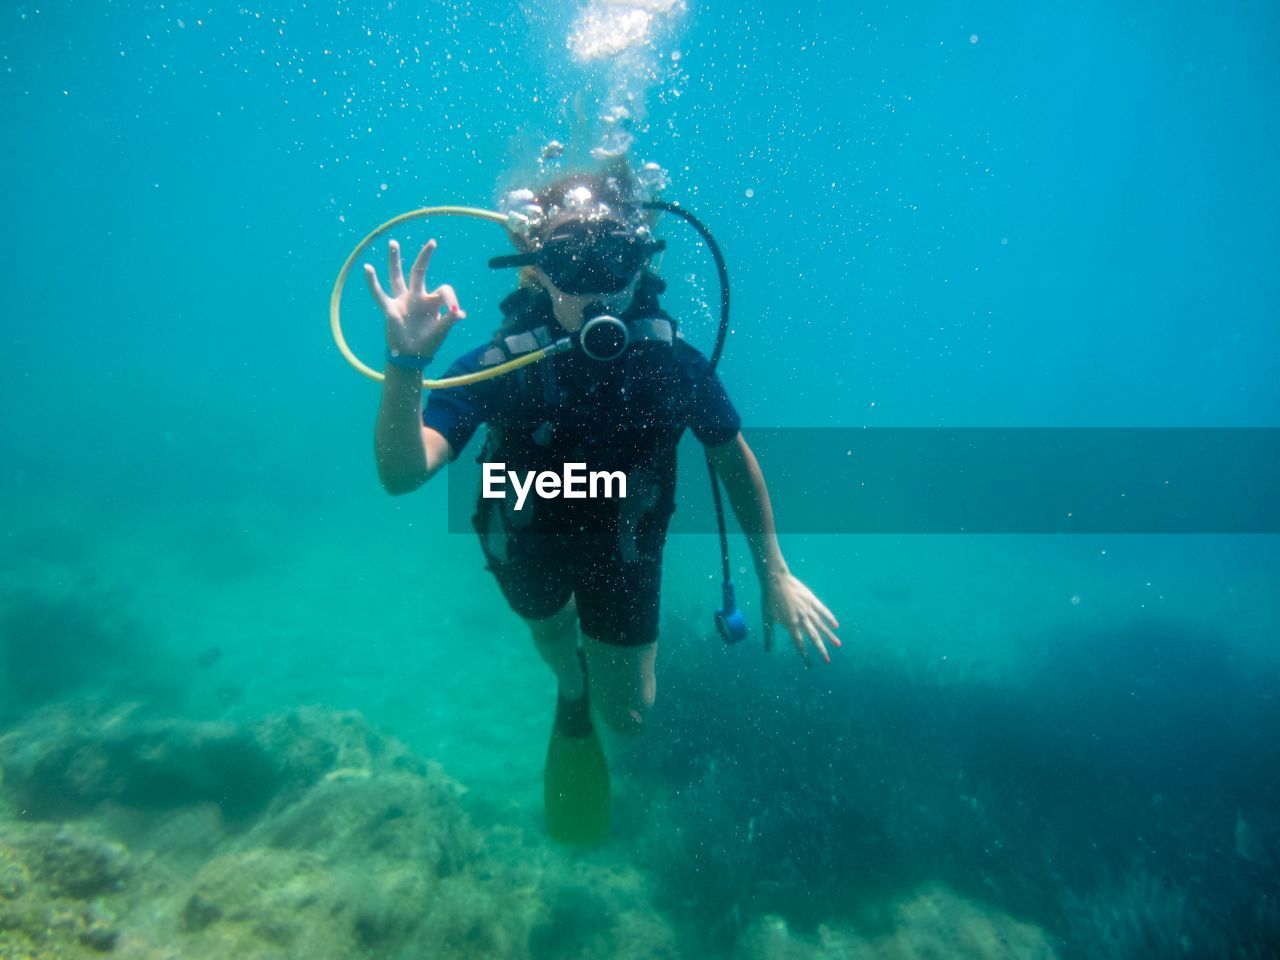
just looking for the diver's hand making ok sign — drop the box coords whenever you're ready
[364,239,467,362]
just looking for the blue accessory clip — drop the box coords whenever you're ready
[714,580,748,645]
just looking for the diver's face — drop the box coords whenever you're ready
[531,209,646,330]
[537,269,639,332]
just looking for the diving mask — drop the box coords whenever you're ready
[489,217,665,295]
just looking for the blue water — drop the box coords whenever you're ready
[2,2,1278,957]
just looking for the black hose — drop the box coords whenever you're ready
[642,199,731,368]
[707,449,732,583]
[643,200,736,595]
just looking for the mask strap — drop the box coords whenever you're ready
[489,252,539,270]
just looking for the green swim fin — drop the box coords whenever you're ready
[544,661,610,847]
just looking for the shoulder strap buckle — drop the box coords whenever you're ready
[626,316,676,346]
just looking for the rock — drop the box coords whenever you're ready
[0,704,687,960]
[248,768,472,873]
[79,919,120,952]
[178,847,357,954]
[0,843,31,899]
[250,706,434,807]
[9,825,128,899]
[736,885,1057,960]
[180,893,223,932]
[529,882,620,960]
[0,827,128,957]
[0,706,445,827]
[1,718,281,821]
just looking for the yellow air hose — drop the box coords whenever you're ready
[330,205,566,389]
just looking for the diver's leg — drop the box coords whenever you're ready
[581,636,656,735]
[526,599,586,701]
[570,513,665,735]
[540,601,611,847]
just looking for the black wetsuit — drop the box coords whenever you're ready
[422,279,740,646]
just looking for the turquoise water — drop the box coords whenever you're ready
[2,2,1278,957]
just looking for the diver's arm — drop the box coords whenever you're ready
[373,366,453,495]
[706,432,788,580]
[707,432,841,664]
[364,237,467,495]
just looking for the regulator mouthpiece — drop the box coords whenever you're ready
[579,313,630,361]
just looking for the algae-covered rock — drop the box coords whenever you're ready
[735,915,812,960]
[164,783,526,960]
[495,831,682,960]
[248,769,472,874]
[1,715,281,821]
[528,880,622,959]
[0,824,128,957]
[0,842,31,899]
[175,847,363,957]
[7,826,129,900]
[735,884,1058,960]
[0,705,446,827]
[252,705,434,802]
[0,703,687,960]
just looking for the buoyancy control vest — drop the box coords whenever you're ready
[472,271,701,559]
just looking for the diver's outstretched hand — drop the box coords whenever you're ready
[364,239,467,362]
[763,571,841,667]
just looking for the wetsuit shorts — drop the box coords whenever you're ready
[473,501,669,647]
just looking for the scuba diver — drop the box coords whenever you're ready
[362,162,840,845]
